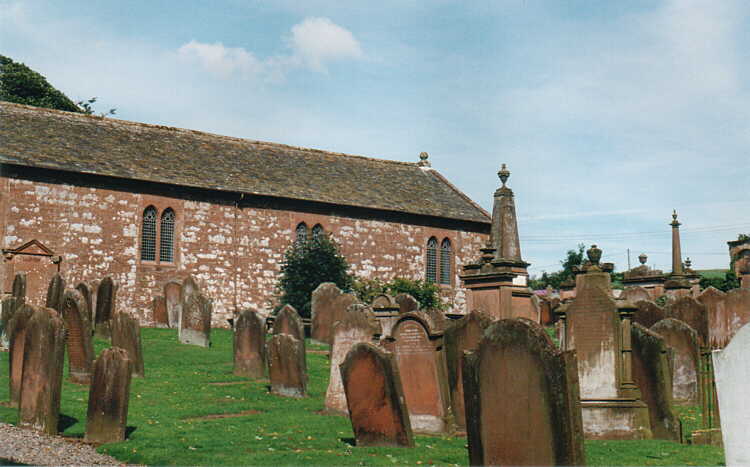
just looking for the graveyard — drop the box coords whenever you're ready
[0,327,726,466]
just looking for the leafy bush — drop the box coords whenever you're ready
[699,271,739,292]
[276,234,353,319]
[352,276,446,311]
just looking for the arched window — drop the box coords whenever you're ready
[426,237,438,283]
[141,206,157,261]
[440,238,452,285]
[160,208,175,263]
[312,224,324,240]
[295,222,308,244]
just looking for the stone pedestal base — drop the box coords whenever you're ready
[581,399,652,440]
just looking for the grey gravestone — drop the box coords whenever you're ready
[268,333,306,398]
[179,276,212,347]
[85,347,133,443]
[112,312,145,377]
[61,289,94,384]
[12,272,26,301]
[233,308,266,379]
[75,281,95,326]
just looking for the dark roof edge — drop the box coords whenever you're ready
[426,169,491,220]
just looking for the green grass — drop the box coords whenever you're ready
[0,328,725,466]
[697,269,730,280]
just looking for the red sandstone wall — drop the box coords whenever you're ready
[1,175,487,326]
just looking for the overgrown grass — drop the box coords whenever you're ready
[0,328,725,466]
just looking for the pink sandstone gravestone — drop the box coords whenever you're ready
[61,289,94,384]
[268,333,307,398]
[95,276,116,339]
[112,312,145,377]
[152,296,169,328]
[7,303,33,407]
[179,276,212,347]
[164,280,182,328]
[233,308,266,379]
[651,318,701,405]
[272,304,304,342]
[311,282,358,345]
[85,347,133,444]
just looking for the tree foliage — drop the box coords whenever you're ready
[352,277,446,311]
[276,234,353,319]
[529,244,586,290]
[0,55,80,112]
[699,271,739,292]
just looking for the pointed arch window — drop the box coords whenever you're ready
[296,223,308,244]
[426,237,438,283]
[141,206,157,261]
[312,224,324,240]
[160,208,175,263]
[440,238,452,285]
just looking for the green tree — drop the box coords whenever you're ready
[699,271,740,292]
[529,243,586,290]
[276,234,353,319]
[351,276,446,311]
[0,55,80,112]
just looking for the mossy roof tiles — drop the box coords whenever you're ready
[0,102,490,224]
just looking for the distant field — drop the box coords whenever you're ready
[696,269,730,279]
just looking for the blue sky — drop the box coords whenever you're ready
[2,0,749,276]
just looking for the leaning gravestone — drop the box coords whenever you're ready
[631,323,680,441]
[61,289,95,384]
[85,347,133,444]
[179,276,212,347]
[340,342,414,447]
[633,301,667,329]
[75,281,95,326]
[272,304,305,342]
[152,296,169,328]
[268,333,306,398]
[112,312,145,377]
[443,309,493,432]
[713,322,750,465]
[384,313,451,434]
[18,307,66,435]
[164,280,182,328]
[463,318,585,467]
[45,273,65,313]
[233,308,266,379]
[7,303,33,407]
[310,282,358,345]
[12,272,26,301]
[651,318,700,405]
[95,276,117,339]
[325,304,381,414]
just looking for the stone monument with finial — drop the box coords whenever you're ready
[460,164,535,320]
[664,210,693,299]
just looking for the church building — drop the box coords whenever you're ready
[0,102,491,325]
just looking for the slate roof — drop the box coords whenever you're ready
[0,102,490,224]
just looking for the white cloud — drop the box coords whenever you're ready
[288,17,363,72]
[178,40,262,78]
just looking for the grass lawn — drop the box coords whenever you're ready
[0,328,725,466]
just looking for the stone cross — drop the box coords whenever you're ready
[233,308,267,379]
[85,347,133,444]
[111,312,145,377]
[61,289,95,384]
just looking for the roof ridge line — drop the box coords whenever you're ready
[0,101,417,168]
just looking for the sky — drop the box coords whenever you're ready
[2,0,749,276]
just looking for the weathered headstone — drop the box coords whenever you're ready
[443,309,493,432]
[1,296,21,349]
[631,323,680,441]
[61,289,94,384]
[310,282,358,345]
[152,296,169,328]
[7,303,33,407]
[111,312,145,377]
[179,276,212,347]
[651,318,701,405]
[18,307,66,435]
[633,300,667,329]
[722,288,750,347]
[95,276,117,339]
[325,305,381,414]
[713,322,750,465]
[45,273,65,313]
[85,347,133,444]
[622,286,651,304]
[697,286,728,349]
[12,272,26,300]
[462,318,585,466]
[75,282,95,326]
[272,304,304,342]
[268,333,306,398]
[164,280,182,328]
[340,342,414,447]
[371,294,396,309]
[372,295,400,337]
[666,297,708,345]
[383,313,451,434]
[395,293,419,314]
[233,308,266,379]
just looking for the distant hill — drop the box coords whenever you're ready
[0,55,80,112]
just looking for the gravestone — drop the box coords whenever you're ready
[633,301,667,329]
[75,282,95,326]
[463,318,585,467]
[233,308,266,379]
[371,294,397,309]
[311,283,358,345]
[12,272,26,300]
[631,323,680,441]
[395,293,419,314]
[1,296,21,349]
[622,287,651,304]
[61,289,94,384]
[45,273,65,313]
[164,280,182,328]
[7,303,33,407]
[713,322,750,465]
[325,305,381,414]
[18,307,66,435]
[95,276,117,339]
[666,297,708,345]
[152,296,169,328]
[85,347,133,444]
[179,276,212,347]
[268,333,306,398]
[272,304,304,342]
[697,287,728,349]
[340,342,414,447]
[372,295,400,337]
[443,309,493,432]
[651,318,700,405]
[383,313,451,434]
[722,288,750,347]
[112,312,145,377]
